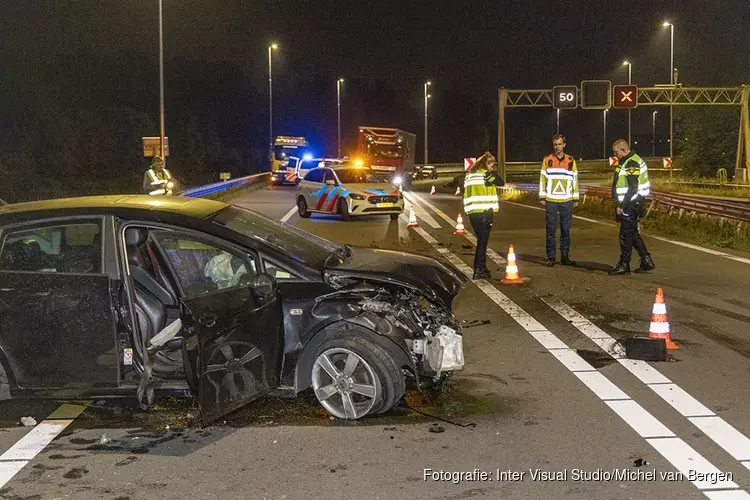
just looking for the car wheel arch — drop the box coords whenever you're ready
[293,319,414,393]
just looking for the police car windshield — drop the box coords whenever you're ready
[211,206,345,267]
[335,168,387,184]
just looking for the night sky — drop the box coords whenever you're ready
[2,0,749,163]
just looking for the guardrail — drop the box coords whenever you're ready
[501,183,750,222]
[181,172,270,198]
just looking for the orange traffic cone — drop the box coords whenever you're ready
[501,244,524,284]
[430,185,436,195]
[455,186,461,196]
[454,213,465,235]
[407,206,419,227]
[648,288,678,349]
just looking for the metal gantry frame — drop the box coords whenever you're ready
[497,85,750,183]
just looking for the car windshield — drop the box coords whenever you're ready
[335,168,387,184]
[211,205,347,267]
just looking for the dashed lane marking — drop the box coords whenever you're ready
[544,297,750,465]
[407,223,745,497]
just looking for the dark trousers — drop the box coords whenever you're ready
[619,215,649,263]
[545,201,573,259]
[468,211,493,271]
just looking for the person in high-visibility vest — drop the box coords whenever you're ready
[462,151,505,280]
[608,139,655,275]
[142,156,176,196]
[539,134,579,267]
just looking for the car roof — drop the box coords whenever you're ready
[0,194,228,218]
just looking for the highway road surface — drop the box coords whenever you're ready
[0,180,749,500]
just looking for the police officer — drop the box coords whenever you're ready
[539,134,579,267]
[608,139,655,275]
[463,151,505,279]
[142,156,176,195]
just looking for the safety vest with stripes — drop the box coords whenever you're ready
[147,168,173,196]
[615,153,650,203]
[463,170,499,214]
[539,154,579,203]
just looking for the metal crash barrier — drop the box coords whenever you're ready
[181,172,270,198]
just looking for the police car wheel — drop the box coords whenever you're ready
[338,198,351,221]
[389,214,399,221]
[297,197,311,218]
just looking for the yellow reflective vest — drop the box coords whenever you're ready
[144,168,173,195]
[463,169,500,214]
[539,154,579,203]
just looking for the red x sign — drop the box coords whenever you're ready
[613,85,638,108]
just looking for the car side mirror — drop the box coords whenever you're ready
[325,179,337,186]
[253,272,278,298]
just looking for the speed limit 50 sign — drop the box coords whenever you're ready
[553,85,578,109]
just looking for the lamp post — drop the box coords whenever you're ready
[268,43,278,163]
[556,109,560,135]
[424,81,431,164]
[603,109,608,158]
[337,78,344,158]
[158,0,166,161]
[623,60,632,145]
[652,111,657,157]
[663,21,674,180]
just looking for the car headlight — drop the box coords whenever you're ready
[392,176,402,185]
[350,193,366,200]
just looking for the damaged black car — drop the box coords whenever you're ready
[0,195,467,423]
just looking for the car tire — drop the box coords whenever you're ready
[297,196,311,218]
[389,213,399,221]
[311,328,405,419]
[338,198,351,221]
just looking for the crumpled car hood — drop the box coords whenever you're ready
[325,246,467,309]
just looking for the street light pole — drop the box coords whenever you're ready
[268,43,278,166]
[556,109,560,135]
[337,78,344,158]
[652,111,657,157]
[424,81,431,164]
[664,22,674,180]
[603,109,608,158]
[158,0,165,161]
[623,61,632,145]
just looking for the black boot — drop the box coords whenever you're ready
[608,261,631,275]
[633,254,656,273]
[545,258,555,267]
[560,253,576,266]
[473,268,491,280]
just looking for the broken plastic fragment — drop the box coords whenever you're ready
[100,434,110,444]
[633,458,648,467]
[20,416,36,427]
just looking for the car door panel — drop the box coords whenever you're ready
[0,272,118,389]
[182,284,282,424]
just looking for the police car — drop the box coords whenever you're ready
[296,162,404,221]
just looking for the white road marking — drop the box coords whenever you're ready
[503,200,750,265]
[406,192,506,265]
[408,223,746,497]
[544,297,750,464]
[0,403,85,489]
[402,196,441,229]
[281,206,297,223]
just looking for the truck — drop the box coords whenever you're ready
[270,136,311,185]
[354,126,416,186]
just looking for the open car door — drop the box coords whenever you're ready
[183,279,282,424]
[150,231,282,425]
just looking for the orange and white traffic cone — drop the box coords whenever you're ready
[430,185,436,195]
[407,205,419,228]
[455,186,461,196]
[501,244,524,284]
[648,288,678,349]
[454,213,465,235]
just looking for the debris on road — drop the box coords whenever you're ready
[99,433,110,444]
[429,424,445,433]
[20,416,36,427]
[633,458,648,467]
[461,319,491,329]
